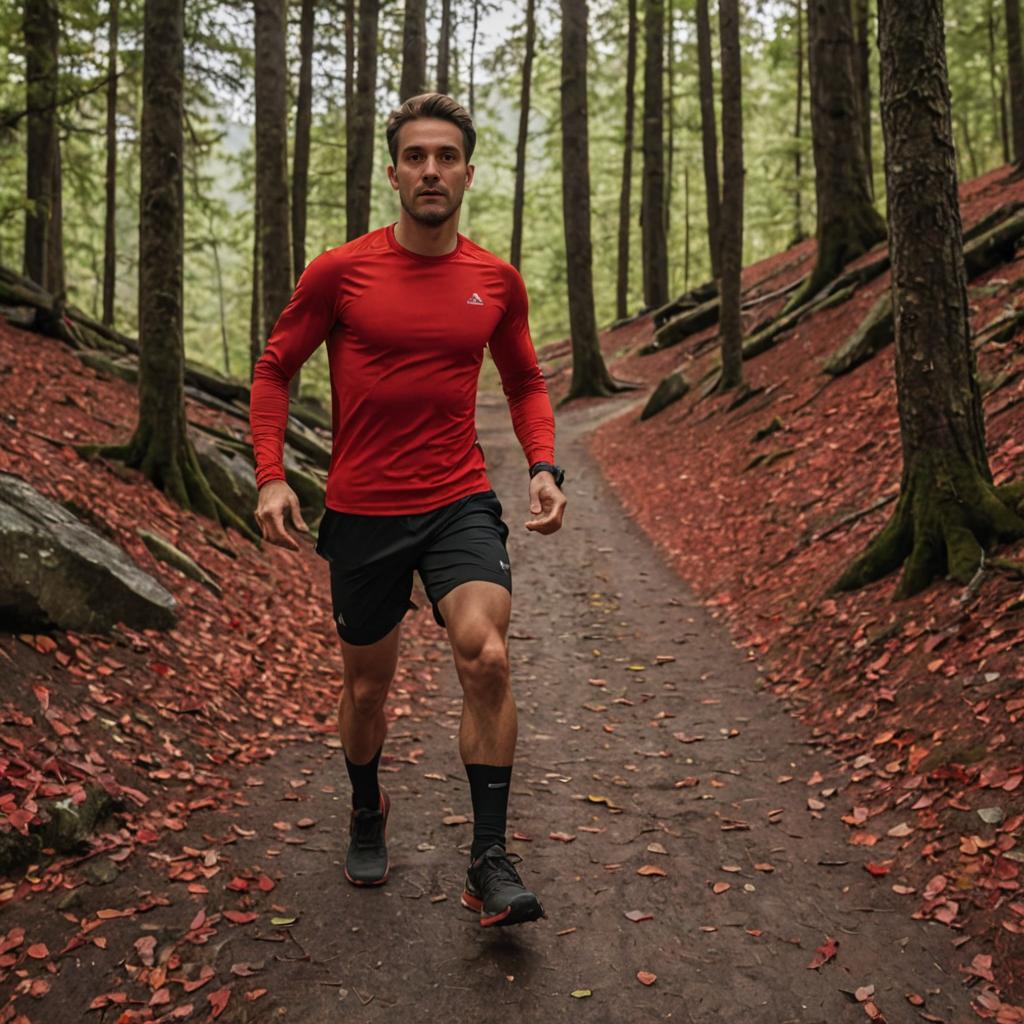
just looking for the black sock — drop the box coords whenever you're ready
[345,746,382,811]
[465,763,512,861]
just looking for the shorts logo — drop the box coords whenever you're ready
[337,610,347,627]
[467,292,484,306]
[499,560,510,572]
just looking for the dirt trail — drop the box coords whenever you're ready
[8,395,977,1024]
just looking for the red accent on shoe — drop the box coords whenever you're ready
[460,890,483,912]
[480,905,513,927]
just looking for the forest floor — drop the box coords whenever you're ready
[0,164,1022,1024]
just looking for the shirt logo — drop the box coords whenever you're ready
[499,560,510,572]
[467,292,484,306]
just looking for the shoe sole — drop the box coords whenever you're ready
[344,789,390,888]
[460,890,545,927]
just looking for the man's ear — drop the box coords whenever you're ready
[466,163,476,190]
[386,164,399,191]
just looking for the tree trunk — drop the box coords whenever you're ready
[250,192,262,377]
[437,0,451,94]
[641,0,668,310]
[665,0,675,242]
[290,0,314,398]
[615,0,638,319]
[560,0,618,399]
[717,0,743,390]
[254,0,292,355]
[794,0,886,307]
[105,0,222,523]
[469,0,479,115]
[347,0,378,239]
[695,0,721,279]
[399,0,427,100]
[683,160,691,291]
[836,0,1024,599]
[853,0,872,195]
[23,0,63,294]
[345,0,355,117]
[510,0,536,271]
[990,1,1011,166]
[1007,0,1024,163]
[102,0,118,326]
[792,0,805,243]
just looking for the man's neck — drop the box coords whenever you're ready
[393,210,461,257]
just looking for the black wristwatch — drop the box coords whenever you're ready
[529,461,565,489]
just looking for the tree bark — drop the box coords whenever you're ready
[792,0,805,243]
[615,0,638,319]
[717,0,744,390]
[400,0,427,100]
[347,0,378,239]
[101,0,223,524]
[292,0,313,283]
[560,0,618,399]
[250,190,262,377]
[665,0,675,242]
[510,0,536,271]
[1006,0,1024,163]
[793,0,885,307]
[102,0,118,326]
[695,0,721,279]
[990,1,1011,166]
[437,0,451,94]
[254,0,292,351]
[853,0,872,195]
[641,0,668,310]
[836,0,1024,599]
[469,0,479,114]
[23,0,63,294]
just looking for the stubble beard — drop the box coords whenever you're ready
[400,190,463,227]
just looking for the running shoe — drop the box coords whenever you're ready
[461,843,545,927]
[344,787,390,886]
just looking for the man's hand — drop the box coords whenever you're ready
[255,480,309,550]
[525,472,566,534]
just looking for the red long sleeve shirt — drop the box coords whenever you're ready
[249,224,556,515]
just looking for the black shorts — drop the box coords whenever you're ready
[314,489,512,646]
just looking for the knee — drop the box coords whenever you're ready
[457,635,510,701]
[343,675,390,717]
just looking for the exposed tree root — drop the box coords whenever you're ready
[560,376,641,406]
[833,454,1024,599]
[78,430,259,544]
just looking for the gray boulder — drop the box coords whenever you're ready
[0,473,177,632]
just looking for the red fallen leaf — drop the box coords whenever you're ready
[0,928,25,955]
[807,936,838,970]
[96,908,134,920]
[636,971,657,986]
[183,965,216,993]
[134,935,157,966]
[227,877,250,892]
[208,986,231,1018]
[864,862,891,877]
[26,942,49,959]
[167,1005,194,1019]
[906,993,925,1006]
[230,963,259,977]
[549,832,576,843]
[296,818,316,828]
[32,685,49,710]
[637,865,667,877]
[223,911,257,925]
[711,881,731,894]
[624,910,653,923]
[149,988,171,1006]
[189,910,206,931]
[256,875,275,892]
[511,831,532,842]
[244,989,268,1001]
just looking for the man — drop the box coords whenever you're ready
[249,93,566,928]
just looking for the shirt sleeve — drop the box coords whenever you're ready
[249,251,340,488]
[487,265,556,467]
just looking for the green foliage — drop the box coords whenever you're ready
[0,0,1015,403]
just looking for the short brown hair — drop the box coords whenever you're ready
[386,93,476,165]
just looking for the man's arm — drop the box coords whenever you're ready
[488,266,565,534]
[250,250,339,547]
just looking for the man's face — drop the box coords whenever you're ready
[387,117,475,227]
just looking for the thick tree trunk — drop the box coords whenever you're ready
[665,0,675,242]
[695,0,721,279]
[399,0,427,100]
[560,0,618,399]
[853,0,872,195]
[102,0,118,326]
[23,0,63,294]
[836,0,1024,599]
[792,0,805,243]
[794,0,886,308]
[510,0,536,271]
[254,0,292,350]
[437,0,451,94]
[717,0,743,390]
[641,0,668,309]
[615,0,638,319]
[1007,0,1024,163]
[103,0,224,525]
[347,0,378,239]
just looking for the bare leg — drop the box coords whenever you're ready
[438,581,515,765]
[337,621,402,765]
